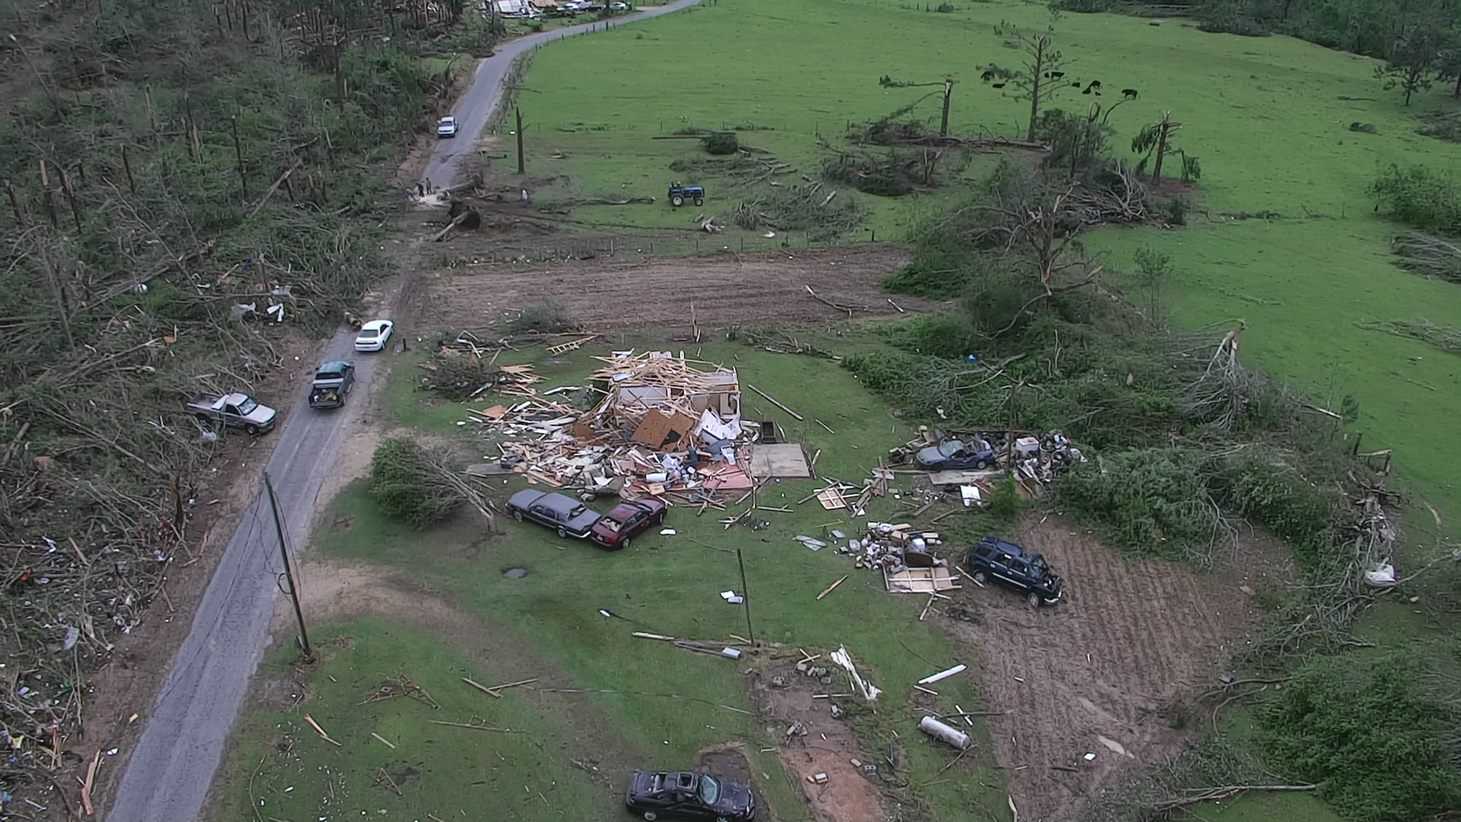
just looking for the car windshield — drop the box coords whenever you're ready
[236,397,257,415]
[568,505,586,519]
[697,775,720,805]
[315,371,339,380]
[358,328,378,338]
[601,518,622,533]
[937,441,965,457]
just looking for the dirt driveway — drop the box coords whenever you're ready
[421,245,929,331]
[941,515,1287,822]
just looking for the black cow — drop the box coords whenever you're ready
[1121,88,1139,100]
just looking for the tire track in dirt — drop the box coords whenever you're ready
[424,245,931,331]
[942,515,1287,822]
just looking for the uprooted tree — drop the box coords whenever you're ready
[368,437,497,529]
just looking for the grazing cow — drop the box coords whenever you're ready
[1121,88,1139,100]
[991,82,1007,89]
[1081,79,1102,95]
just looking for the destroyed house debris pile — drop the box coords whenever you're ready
[466,351,762,504]
[798,522,961,594]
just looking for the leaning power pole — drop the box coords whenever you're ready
[264,471,313,659]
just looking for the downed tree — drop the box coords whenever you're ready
[1392,231,1461,281]
[368,437,497,529]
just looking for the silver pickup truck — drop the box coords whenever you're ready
[187,393,278,434]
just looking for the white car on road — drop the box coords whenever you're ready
[354,320,395,352]
[437,116,458,138]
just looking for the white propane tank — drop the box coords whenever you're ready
[919,716,971,750]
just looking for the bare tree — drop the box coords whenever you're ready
[983,19,1071,142]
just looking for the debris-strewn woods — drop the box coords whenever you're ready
[0,0,463,807]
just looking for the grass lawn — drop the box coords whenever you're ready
[215,339,1014,821]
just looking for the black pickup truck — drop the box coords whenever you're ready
[308,360,355,409]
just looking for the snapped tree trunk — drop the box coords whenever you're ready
[1026,43,1045,142]
[1152,121,1169,183]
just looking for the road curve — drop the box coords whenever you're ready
[105,4,700,820]
[423,0,705,187]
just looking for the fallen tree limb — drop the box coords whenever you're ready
[247,159,304,219]
[1149,784,1318,811]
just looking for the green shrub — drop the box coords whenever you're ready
[1058,448,1219,562]
[507,299,576,334]
[369,438,460,527]
[1371,164,1461,236]
[703,131,739,155]
[1260,647,1461,821]
[881,314,983,359]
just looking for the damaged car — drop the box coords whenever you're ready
[590,498,668,550]
[507,489,601,539]
[965,536,1063,607]
[915,439,996,471]
[624,770,755,821]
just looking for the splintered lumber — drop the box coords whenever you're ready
[304,714,342,746]
[375,767,404,796]
[633,631,676,641]
[816,575,849,601]
[371,732,398,749]
[483,677,538,694]
[463,677,503,699]
[747,383,804,421]
[546,335,598,355]
[81,749,100,816]
[917,664,967,686]
[427,720,524,733]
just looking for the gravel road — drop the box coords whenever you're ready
[104,4,700,819]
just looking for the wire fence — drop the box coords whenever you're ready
[436,230,884,267]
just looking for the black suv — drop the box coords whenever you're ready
[966,536,1063,607]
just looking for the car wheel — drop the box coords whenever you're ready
[643,813,657,822]
[245,424,260,436]
[621,538,631,550]
[975,459,988,469]
[671,195,684,207]
[973,571,987,585]
[694,197,704,207]
[1026,591,1041,609]
[512,510,524,522]
[557,526,568,539]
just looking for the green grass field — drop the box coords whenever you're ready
[214,341,1014,821]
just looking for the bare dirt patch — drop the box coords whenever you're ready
[423,245,930,332]
[750,659,886,822]
[939,514,1287,822]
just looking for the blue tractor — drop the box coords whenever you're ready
[667,182,705,208]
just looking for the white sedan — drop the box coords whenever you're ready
[437,116,458,138]
[354,320,395,353]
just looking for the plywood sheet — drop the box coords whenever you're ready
[749,443,812,479]
[885,566,961,594]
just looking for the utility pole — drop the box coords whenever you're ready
[736,548,755,644]
[264,472,313,659]
[515,107,526,175]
